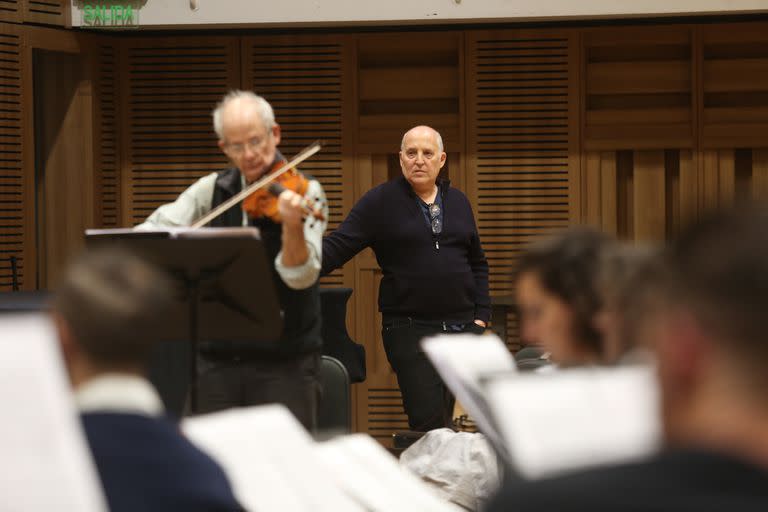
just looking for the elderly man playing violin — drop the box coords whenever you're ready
[137,90,327,430]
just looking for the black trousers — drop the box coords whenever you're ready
[196,351,321,432]
[382,318,481,432]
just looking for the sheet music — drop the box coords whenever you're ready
[483,365,661,479]
[421,333,517,454]
[86,227,260,239]
[183,405,364,512]
[317,434,463,512]
[0,314,107,511]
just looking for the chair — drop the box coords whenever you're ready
[514,345,552,372]
[317,355,351,433]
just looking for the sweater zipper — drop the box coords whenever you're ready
[434,185,444,251]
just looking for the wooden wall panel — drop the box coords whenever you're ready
[582,148,702,242]
[678,150,697,228]
[467,30,578,298]
[24,0,67,26]
[242,34,354,289]
[34,49,94,289]
[0,25,27,290]
[121,38,240,226]
[92,40,120,227]
[0,0,21,23]
[465,29,578,354]
[701,149,735,212]
[583,151,618,234]
[357,33,462,153]
[633,150,666,240]
[701,24,768,148]
[753,149,768,200]
[583,27,694,150]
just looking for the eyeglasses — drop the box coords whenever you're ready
[428,203,442,235]
[224,136,268,157]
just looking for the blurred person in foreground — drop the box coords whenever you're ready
[53,248,241,512]
[593,242,659,363]
[512,227,616,367]
[488,205,768,511]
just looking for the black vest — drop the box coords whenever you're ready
[207,164,322,357]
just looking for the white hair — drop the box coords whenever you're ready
[212,90,275,140]
[400,126,444,152]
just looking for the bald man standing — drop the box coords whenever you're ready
[323,126,490,431]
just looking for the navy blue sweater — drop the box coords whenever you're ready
[322,176,491,323]
[82,413,242,512]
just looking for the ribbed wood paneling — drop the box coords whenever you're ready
[0,0,21,22]
[583,27,694,149]
[93,43,120,227]
[0,30,24,290]
[467,31,577,297]
[23,0,66,26]
[123,39,239,225]
[701,24,768,148]
[243,35,352,288]
[583,149,698,241]
[366,387,408,446]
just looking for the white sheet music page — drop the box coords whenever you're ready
[484,364,661,479]
[317,434,463,512]
[0,314,106,511]
[421,333,517,449]
[183,405,364,512]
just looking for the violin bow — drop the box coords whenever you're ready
[191,140,322,229]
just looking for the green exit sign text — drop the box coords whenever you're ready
[81,2,139,27]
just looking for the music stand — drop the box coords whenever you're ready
[85,227,283,416]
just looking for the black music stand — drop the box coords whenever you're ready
[85,227,283,416]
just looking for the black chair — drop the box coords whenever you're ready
[514,345,552,372]
[0,291,51,312]
[319,288,366,383]
[317,355,351,433]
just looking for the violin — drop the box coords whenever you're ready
[241,161,325,223]
[191,141,322,228]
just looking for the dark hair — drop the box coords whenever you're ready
[598,243,660,359]
[652,204,768,379]
[53,248,173,366]
[513,227,614,357]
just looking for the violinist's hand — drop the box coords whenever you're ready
[278,188,309,268]
[278,189,305,229]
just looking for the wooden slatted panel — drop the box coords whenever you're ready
[357,33,461,152]
[700,150,737,213]
[586,149,691,242]
[0,0,21,22]
[584,27,693,149]
[94,43,120,227]
[753,149,768,200]
[633,150,667,241]
[244,36,350,288]
[467,32,575,297]
[366,387,408,447]
[701,24,768,148]
[0,30,24,289]
[124,39,239,225]
[24,0,66,25]
[583,151,619,235]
